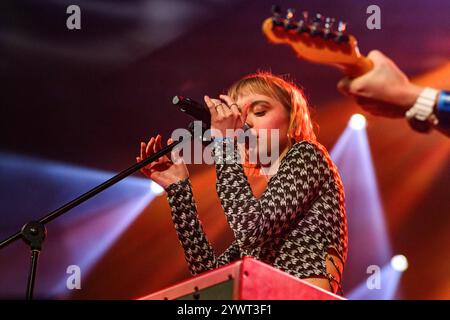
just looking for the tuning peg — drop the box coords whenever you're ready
[286,8,295,19]
[337,20,347,32]
[323,17,336,40]
[309,13,324,37]
[334,20,349,43]
[271,5,284,27]
[296,11,310,33]
[325,17,335,29]
[284,8,297,30]
[271,4,281,15]
[302,11,309,22]
[313,13,324,23]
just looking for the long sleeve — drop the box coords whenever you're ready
[212,139,330,249]
[166,178,241,275]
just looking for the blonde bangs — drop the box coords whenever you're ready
[227,71,317,144]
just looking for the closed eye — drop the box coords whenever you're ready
[254,111,266,117]
[250,100,271,116]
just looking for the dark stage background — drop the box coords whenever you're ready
[1,0,449,299]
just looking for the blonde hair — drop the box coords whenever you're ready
[227,71,317,146]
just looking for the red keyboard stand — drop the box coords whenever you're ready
[139,257,344,300]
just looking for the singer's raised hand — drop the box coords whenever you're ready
[136,134,188,189]
[205,94,249,138]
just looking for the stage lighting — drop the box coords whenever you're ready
[150,181,164,195]
[349,114,367,130]
[391,254,408,272]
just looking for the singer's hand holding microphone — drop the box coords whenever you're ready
[204,94,249,139]
[137,94,248,189]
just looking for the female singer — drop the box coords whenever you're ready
[136,72,347,294]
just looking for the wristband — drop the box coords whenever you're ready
[405,87,439,132]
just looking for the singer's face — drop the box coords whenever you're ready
[236,93,290,164]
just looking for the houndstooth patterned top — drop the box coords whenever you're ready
[166,139,348,287]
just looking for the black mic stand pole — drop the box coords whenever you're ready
[0,120,207,300]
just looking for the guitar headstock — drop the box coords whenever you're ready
[262,5,373,77]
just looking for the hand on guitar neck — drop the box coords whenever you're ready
[337,50,423,119]
[338,51,450,137]
[263,7,448,136]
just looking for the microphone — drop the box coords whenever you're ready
[172,95,251,131]
[172,95,211,126]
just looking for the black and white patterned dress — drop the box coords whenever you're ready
[166,139,348,290]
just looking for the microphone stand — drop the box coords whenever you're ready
[0,121,207,300]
